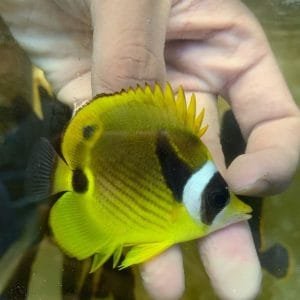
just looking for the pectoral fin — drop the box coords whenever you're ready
[120,241,171,269]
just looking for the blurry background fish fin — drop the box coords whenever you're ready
[25,138,58,200]
[259,243,290,278]
[120,241,171,269]
[219,107,290,278]
[31,66,53,120]
[220,108,246,167]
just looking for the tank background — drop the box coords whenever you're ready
[0,1,300,299]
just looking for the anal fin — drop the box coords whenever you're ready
[113,245,123,268]
[120,241,171,269]
[91,245,124,272]
[91,252,112,273]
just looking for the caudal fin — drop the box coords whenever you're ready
[259,243,290,278]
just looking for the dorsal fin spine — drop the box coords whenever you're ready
[153,84,165,108]
[199,124,209,137]
[164,83,177,113]
[195,108,205,132]
[187,93,196,130]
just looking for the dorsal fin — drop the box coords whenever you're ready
[73,83,208,138]
[63,83,209,168]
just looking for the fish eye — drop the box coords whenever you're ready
[209,187,229,209]
[200,172,229,225]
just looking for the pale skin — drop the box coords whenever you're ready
[1,0,300,299]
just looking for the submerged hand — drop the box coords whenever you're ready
[1,0,299,299]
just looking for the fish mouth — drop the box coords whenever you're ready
[208,212,252,234]
[227,212,252,225]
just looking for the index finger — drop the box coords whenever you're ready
[224,36,300,196]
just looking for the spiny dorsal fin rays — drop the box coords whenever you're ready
[195,108,205,136]
[153,84,165,109]
[199,124,209,137]
[164,83,177,113]
[142,83,208,137]
[68,83,208,149]
[186,93,196,130]
[139,83,208,138]
[144,85,154,103]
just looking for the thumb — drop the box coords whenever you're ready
[226,116,300,196]
[90,0,170,95]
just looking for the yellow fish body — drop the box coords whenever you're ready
[28,84,251,271]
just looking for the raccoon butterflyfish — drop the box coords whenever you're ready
[27,84,252,272]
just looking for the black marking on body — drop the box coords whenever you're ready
[72,169,88,193]
[83,125,96,140]
[155,131,192,202]
[201,172,229,225]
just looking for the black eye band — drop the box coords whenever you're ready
[156,131,192,202]
[200,172,229,225]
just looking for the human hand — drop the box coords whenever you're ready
[1,0,299,299]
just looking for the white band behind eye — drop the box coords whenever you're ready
[182,160,217,222]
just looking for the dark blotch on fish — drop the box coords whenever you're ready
[201,172,229,225]
[156,131,192,202]
[72,169,88,193]
[83,125,96,140]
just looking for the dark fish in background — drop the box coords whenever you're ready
[0,16,135,300]
[220,109,290,278]
[0,88,71,256]
[0,90,136,300]
[0,180,20,256]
